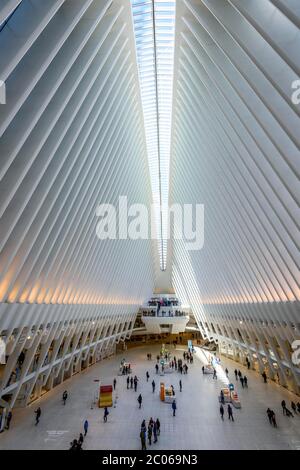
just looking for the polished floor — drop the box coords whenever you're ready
[0,345,300,450]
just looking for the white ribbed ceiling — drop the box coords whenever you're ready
[0,0,300,402]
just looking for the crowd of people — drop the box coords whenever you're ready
[3,344,300,450]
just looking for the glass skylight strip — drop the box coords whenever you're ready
[131,0,176,271]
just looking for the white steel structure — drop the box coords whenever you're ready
[171,0,300,394]
[0,0,155,412]
[0,0,299,415]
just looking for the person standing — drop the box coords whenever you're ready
[220,404,224,420]
[34,407,41,425]
[127,376,130,389]
[240,377,244,388]
[202,366,205,374]
[137,394,142,409]
[6,410,12,430]
[146,371,150,382]
[155,364,159,374]
[104,406,109,422]
[62,390,68,405]
[84,419,89,436]
[179,379,182,392]
[244,376,248,387]
[234,369,238,380]
[225,368,229,377]
[152,380,155,393]
[113,378,117,390]
[172,400,177,417]
[130,377,133,389]
[134,376,138,392]
[227,404,234,421]
[281,400,286,415]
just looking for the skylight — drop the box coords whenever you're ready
[131,0,176,271]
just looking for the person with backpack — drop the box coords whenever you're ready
[62,390,68,405]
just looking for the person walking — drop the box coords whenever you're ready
[172,399,177,417]
[234,369,238,380]
[271,410,277,427]
[147,425,152,446]
[5,411,12,430]
[213,368,217,380]
[202,366,205,374]
[130,377,133,389]
[220,404,224,420]
[220,389,225,404]
[78,433,84,447]
[113,378,117,390]
[291,401,297,414]
[152,380,155,393]
[281,400,286,415]
[137,394,142,409]
[267,408,273,425]
[34,407,41,425]
[146,371,150,382]
[225,368,229,377]
[240,377,244,388]
[155,364,159,374]
[141,419,147,437]
[62,390,68,405]
[244,376,248,387]
[156,418,160,436]
[227,404,234,421]
[83,419,89,436]
[103,406,109,422]
[140,429,147,450]
[134,377,138,392]
[179,379,182,392]
[127,376,130,389]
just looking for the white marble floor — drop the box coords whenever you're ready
[0,344,300,450]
